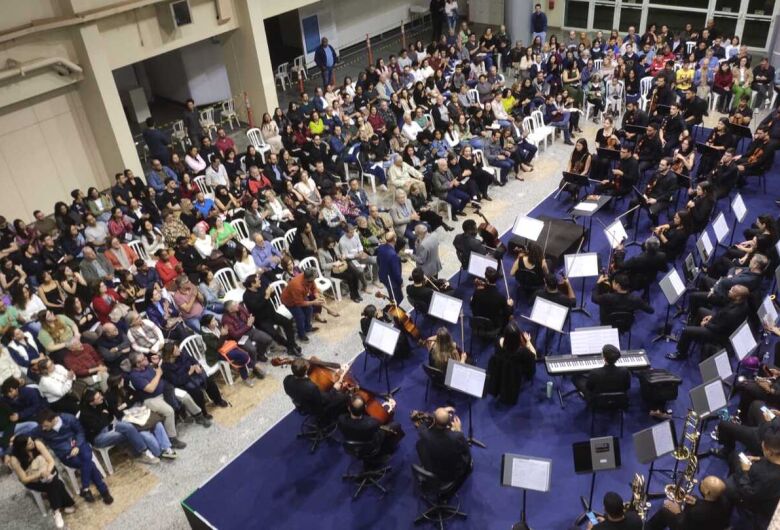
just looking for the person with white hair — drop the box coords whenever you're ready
[412,224,442,278]
[387,154,427,196]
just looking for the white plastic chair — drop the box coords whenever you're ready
[193,175,215,199]
[275,63,291,90]
[530,110,554,148]
[605,80,625,117]
[423,113,435,132]
[220,99,240,130]
[230,218,255,251]
[246,128,272,164]
[128,239,155,267]
[467,88,480,106]
[268,279,293,319]
[638,77,654,111]
[271,237,286,253]
[522,117,545,152]
[593,59,603,72]
[93,445,115,475]
[472,149,499,181]
[299,256,343,301]
[181,334,234,385]
[770,91,778,111]
[171,119,189,151]
[685,41,696,55]
[214,267,245,302]
[284,228,297,248]
[709,92,721,113]
[290,55,308,81]
[57,454,106,493]
[199,107,218,139]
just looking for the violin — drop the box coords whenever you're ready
[375,291,423,342]
[272,356,393,424]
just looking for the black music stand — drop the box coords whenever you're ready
[624,124,648,137]
[628,186,651,246]
[365,318,402,397]
[572,436,622,525]
[674,253,701,318]
[633,420,678,498]
[444,360,487,449]
[571,195,611,251]
[556,171,590,202]
[564,251,600,317]
[596,148,621,161]
[695,142,722,157]
[654,268,686,343]
[728,123,753,153]
[502,454,552,530]
[729,193,747,245]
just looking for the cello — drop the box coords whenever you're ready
[375,291,423,343]
[272,356,393,424]
[476,211,500,250]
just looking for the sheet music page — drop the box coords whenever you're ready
[604,220,628,249]
[759,295,779,327]
[512,216,545,241]
[712,213,729,244]
[366,319,401,356]
[570,327,620,356]
[574,201,598,213]
[510,457,551,492]
[428,292,462,324]
[651,422,675,456]
[467,252,497,279]
[659,269,686,305]
[729,321,757,361]
[447,361,486,398]
[564,252,599,278]
[714,352,732,380]
[530,297,568,332]
[704,381,727,412]
[732,194,747,222]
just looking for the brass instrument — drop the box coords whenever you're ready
[624,473,650,520]
[664,410,701,503]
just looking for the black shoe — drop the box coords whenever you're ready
[709,447,730,460]
[443,223,454,232]
[80,489,95,503]
[310,327,320,333]
[202,411,213,420]
[483,194,492,201]
[170,438,187,449]
[564,139,575,146]
[351,296,363,303]
[102,492,114,505]
[288,348,302,357]
[299,335,310,343]
[665,351,687,360]
[258,353,269,363]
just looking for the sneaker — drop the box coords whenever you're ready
[53,510,64,529]
[102,492,114,505]
[139,452,160,465]
[160,449,178,460]
[194,414,212,427]
[243,377,256,388]
[63,507,76,514]
[665,351,687,360]
[216,399,230,408]
[170,438,187,449]
[80,489,95,503]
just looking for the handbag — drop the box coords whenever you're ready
[108,302,131,323]
[123,406,164,432]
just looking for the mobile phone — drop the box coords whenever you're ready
[738,452,751,466]
[761,406,776,420]
[586,511,599,525]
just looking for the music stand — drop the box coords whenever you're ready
[512,216,545,242]
[633,420,677,497]
[444,360,487,448]
[712,212,730,250]
[729,320,758,379]
[728,123,753,153]
[696,231,714,266]
[597,148,621,161]
[467,251,498,280]
[730,193,747,245]
[564,252,599,317]
[365,318,402,396]
[625,124,647,137]
[695,142,722,157]
[690,378,727,418]
[628,185,651,246]
[570,326,621,356]
[502,454,552,530]
[572,436,622,525]
[654,268,686,343]
[656,104,671,116]
[556,171,590,201]
[603,219,628,249]
[428,291,462,325]
[571,196,611,251]
[699,350,735,397]
[522,297,569,355]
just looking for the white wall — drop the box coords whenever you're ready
[181,39,232,105]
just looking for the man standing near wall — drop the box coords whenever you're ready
[430,0,445,42]
[531,3,547,46]
[314,38,338,88]
[182,98,202,147]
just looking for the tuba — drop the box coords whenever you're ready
[664,410,701,503]
[624,473,650,520]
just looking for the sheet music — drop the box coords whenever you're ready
[759,295,779,327]
[729,321,757,361]
[704,380,727,412]
[564,252,599,278]
[651,422,675,456]
[712,213,729,244]
[659,269,686,305]
[467,252,498,279]
[697,232,713,262]
[529,297,568,332]
[366,319,401,356]
[574,201,598,213]
[445,360,486,398]
[510,457,551,492]
[428,291,463,324]
[732,194,747,222]
[570,327,620,356]
[604,220,628,249]
[512,216,545,241]
[714,352,732,380]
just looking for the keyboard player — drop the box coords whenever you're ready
[573,344,631,402]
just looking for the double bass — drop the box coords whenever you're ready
[272,356,393,424]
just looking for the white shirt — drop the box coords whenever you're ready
[185,153,207,174]
[39,364,73,402]
[234,259,258,282]
[402,121,424,141]
[194,235,215,258]
[205,163,229,188]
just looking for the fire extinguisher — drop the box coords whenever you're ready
[548,0,555,9]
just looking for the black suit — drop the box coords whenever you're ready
[338,413,403,457]
[635,133,663,174]
[614,248,668,291]
[707,160,739,199]
[575,363,631,400]
[627,168,677,224]
[406,284,434,311]
[645,496,731,530]
[416,426,472,484]
[283,374,346,418]
[677,301,748,357]
[726,458,780,523]
[453,232,487,267]
[470,284,512,329]
[591,283,654,324]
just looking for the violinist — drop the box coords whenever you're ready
[535,273,576,308]
[591,116,620,180]
[698,118,734,177]
[686,182,716,233]
[737,126,776,184]
[406,267,453,312]
[705,149,740,200]
[427,327,468,371]
[338,394,403,458]
[681,87,707,130]
[671,136,695,177]
[470,266,514,330]
[659,103,686,156]
[612,237,668,293]
[283,358,348,421]
[595,145,638,197]
[453,220,494,269]
[620,100,649,144]
[360,304,412,358]
[558,138,592,201]
[729,95,752,126]
[633,122,663,175]
[649,76,675,118]
[592,273,653,326]
[415,407,472,488]
[510,241,549,301]
[626,157,678,225]
[652,210,693,261]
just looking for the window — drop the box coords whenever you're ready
[747,0,775,15]
[656,0,709,7]
[618,7,642,32]
[565,1,590,28]
[712,16,738,39]
[715,0,741,12]
[593,5,615,30]
[742,18,772,47]
[647,8,706,34]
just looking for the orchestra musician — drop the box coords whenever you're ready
[591,116,620,181]
[584,491,643,530]
[510,241,549,301]
[625,157,678,225]
[558,138,592,201]
[685,254,768,317]
[573,344,632,403]
[671,136,695,177]
[731,365,780,422]
[453,220,499,269]
[535,273,576,308]
[415,407,473,490]
[620,100,649,144]
[595,144,639,197]
[611,237,668,293]
[659,102,686,156]
[709,217,777,278]
[426,327,468,371]
[686,182,716,233]
[470,266,514,330]
[729,95,753,126]
[282,357,348,421]
[633,123,663,175]
[705,148,740,200]
[644,476,731,530]
[406,266,452,312]
[681,87,708,131]
[736,126,776,185]
[592,272,654,326]
[713,401,780,459]
[360,304,412,359]
[652,209,693,261]
[486,322,536,405]
[697,117,734,177]
[649,75,675,118]
[337,394,403,459]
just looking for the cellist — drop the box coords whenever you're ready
[360,303,413,358]
[282,357,348,421]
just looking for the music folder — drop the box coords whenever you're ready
[655,104,671,116]
[729,320,757,361]
[597,147,621,161]
[699,350,733,384]
[659,268,686,305]
[564,252,599,279]
[624,124,647,135]
[562,171,589,186]
[690,378,727,416]
[696,232,714,263]
[712,212,729,244]
[428,291,462,324]
[728,123,753,139]
[633,420,676,464]
[759,295,779,327]
[444,359,487,399]
[512,216,545,241]
[501,454,552,492]
[683,253,699,283]
[365,318,401,357]
[467,251,497,279]
[695,142,721,155]
[732,193,747,223]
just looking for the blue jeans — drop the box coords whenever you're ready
[320,67,334,88]
[488,157,514,182]
[532,32,547,47]
[445,187,471,213]
[184,309,220,332]
[139,423,171,456]
[549,115,572,142]
[288,305,313,338]
[0,422,37,456]
[63,444,107,495]
[93,421,147,455]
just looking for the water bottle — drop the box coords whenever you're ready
[545,381,553,400]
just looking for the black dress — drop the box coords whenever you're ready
[486,340,536,405]
[14,445,75,511]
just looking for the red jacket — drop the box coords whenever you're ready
[714,69,733,91]
[63,343,104,377]
[221,305,253,340]
[156,257,181,286]
[92,288,122,324]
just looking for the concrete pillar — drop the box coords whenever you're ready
[221,0,279,127]
[505,0,532,47]
[73,23,142,178]
[771,14,780,69]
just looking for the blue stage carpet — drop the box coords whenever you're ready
[183,161,778,530]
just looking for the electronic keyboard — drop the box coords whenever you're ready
[545,350,650,375]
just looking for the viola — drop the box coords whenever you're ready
[375,291,423,342]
